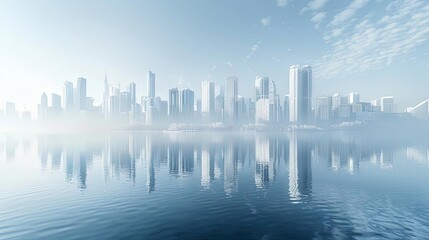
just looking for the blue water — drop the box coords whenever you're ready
[1,132,429,239]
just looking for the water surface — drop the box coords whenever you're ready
[1,132,429,239]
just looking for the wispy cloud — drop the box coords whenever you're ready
[315,0,429,79]
[311,12,326,28]
[276,0,288,7]
[226,62,233,68]
[302,0,330,13]
[246,42,261,60]
[330,0,369,26]
[244,41,261,74]
[261,16,272,27]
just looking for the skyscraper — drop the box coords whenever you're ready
[289,65,312,123]
[50,93,62,117]
[255,78,279,123]
[255,76,269,101]
[5,102,16,119]
[63,81,74,117]
[180,88,194,122]
[38,92,48,120]
[103,73,109,116]
[381,96,395,113]
[224,76,238,126]
[147,71,155,98]
[349,92,360,104]
[169,88,180,119]
[75,77,87,111]
[201,81,215,122]
[129,81,137,121]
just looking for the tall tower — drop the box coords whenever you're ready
[289,65,312,123]
[201,81,215,122]
[147,71,155,98]
[63,81,74,117]
[75,77,87,111]
[225,76,238,126]
[255,76,269,101]
[169,88,180,119]
[179,88,194,122]
[103,71,109,116]
[38,92,48,120]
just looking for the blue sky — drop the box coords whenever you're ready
[1,0,429,114]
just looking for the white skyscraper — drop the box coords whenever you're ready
[349,92,360,104]
[74,77,87,111]
[147,71,155,98]
[381,96,395,113]
[289,65,312,123]
[180,88,195,122]
[103,73,109,117]
[201,81,215,122]
[63,81,74,118]
[255,99,270,123]
[255,77,269,101]
[224,76,238,126]
[38,92,48,121]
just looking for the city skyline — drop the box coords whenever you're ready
[1,0,429,114]
[4,65,426,130]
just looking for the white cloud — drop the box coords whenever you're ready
[311,12,326,28]
[330,0,369,26]
[246,42,260,59]
[226,62,233,68]
[315,0,429,79]
[261,16,272,27]
[302,0,329,13]
[276,0,288,7]
[211,65,217,71]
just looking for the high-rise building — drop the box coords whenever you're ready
[103,73,109,116]
[147,71,155,98]
[289,65,312,123]
[120,91,131,113]
[130,82,137,121]
[255,99,270,123]
[224,76,238,126]
[5,102,16,119]
[63,81,74,117]
[255,77,269,101]
[284,95,290,123]
[201,81,215,122]
[50,93,62,118]
[349,92,360,104]
[180,88,194,122]
[75,77,87,111]
[169,88,180,119]
[38,93,48,120]
[381,96,395,113]
[315,96,332,121]
[215,94,224,122]
[255,79,279,124]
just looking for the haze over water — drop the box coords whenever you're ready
[1,132,429,239]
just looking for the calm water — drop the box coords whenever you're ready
[1,131,429,239]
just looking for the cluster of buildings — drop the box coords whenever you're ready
[2,64,429,129]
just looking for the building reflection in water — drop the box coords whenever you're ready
[288,133,312,200]
[254,135,277,188]
[201,140,215,188]
[30,132,429,193]
[223,135,238,195]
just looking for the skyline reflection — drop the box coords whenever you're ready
[5,132,420,195]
